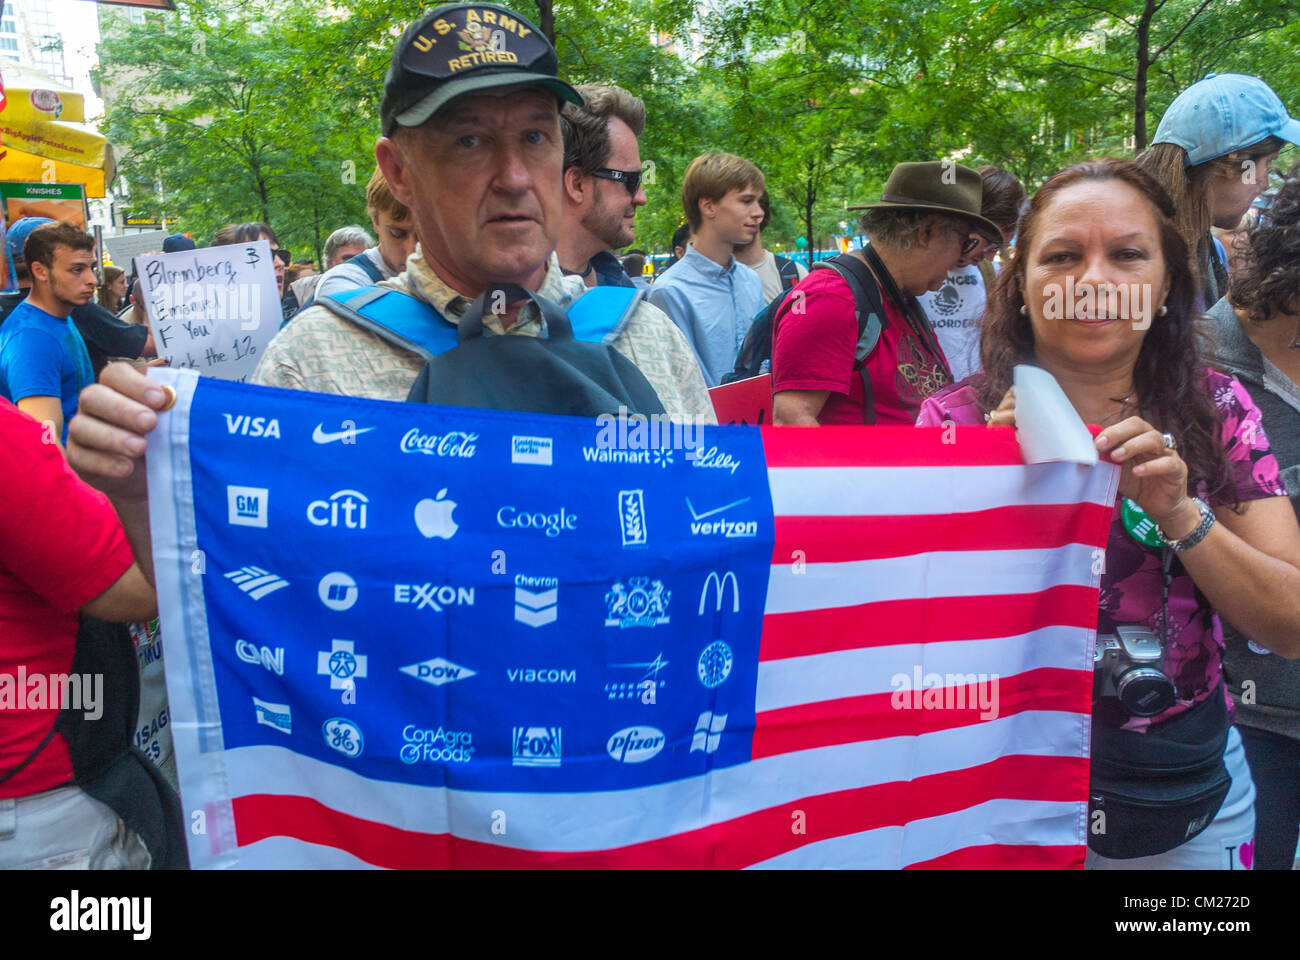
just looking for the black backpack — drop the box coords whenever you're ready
[317,282,666,418]
[774,254,801,291]
[728,252,891,423]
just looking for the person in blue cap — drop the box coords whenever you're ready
[1138,74,1300,310]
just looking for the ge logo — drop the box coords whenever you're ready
[322,718,364,759]
[697,641,733,689]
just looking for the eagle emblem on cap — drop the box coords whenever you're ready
[458,21,493,52]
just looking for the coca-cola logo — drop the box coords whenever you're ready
[30,89,62,116]
[400,428,478,458]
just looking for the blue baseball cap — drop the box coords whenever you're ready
[162,233,196,253]
[5,216,55,261]
[1151,74,1300,166]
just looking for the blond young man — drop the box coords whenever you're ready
[648,153,766,387]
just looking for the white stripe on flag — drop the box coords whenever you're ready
[764,542,1100,614]
[223,709,1086,855]
[749,798,1082,869]
[768,462,1115,516]
[755,625,1091,712]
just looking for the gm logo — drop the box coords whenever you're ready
[227,485,269,527]
[512,726,561,767]
[399,656,477,687]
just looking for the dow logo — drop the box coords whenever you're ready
[399,656,477,687]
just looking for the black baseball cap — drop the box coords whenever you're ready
[380,4,581,137]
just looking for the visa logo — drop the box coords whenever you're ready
[224,414,281,438]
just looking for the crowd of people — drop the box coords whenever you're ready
[1,2,1299,872]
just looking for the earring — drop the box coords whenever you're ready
[1019,304,1028,315]
[1158,305,1168,316]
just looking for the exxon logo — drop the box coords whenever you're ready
[398,657,476,687]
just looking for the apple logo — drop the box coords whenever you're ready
[414,488,459,540]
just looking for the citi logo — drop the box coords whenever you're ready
[307,489,368,529]
[224,413,280,438]
[224,565,290,601]
[514,573,558,627]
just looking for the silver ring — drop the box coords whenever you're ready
[1163,432,1176,451]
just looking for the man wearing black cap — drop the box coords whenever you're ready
[771,161,1002,426]
[235,4,710,419]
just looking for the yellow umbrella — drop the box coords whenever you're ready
[0,62,85,123]
[0,62,111,196]
[0,144,109,197]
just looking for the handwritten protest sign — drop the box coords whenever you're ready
[135,240,280,382]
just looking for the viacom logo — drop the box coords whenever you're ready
[606,726,665,764]
[307,489,369,529]
[512,726,562,767]
[399,725,474,764]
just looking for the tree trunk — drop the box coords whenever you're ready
[804,159,815,264]
[536,0,555,45]
[312,205,322,268]
[1133,0,1156,151]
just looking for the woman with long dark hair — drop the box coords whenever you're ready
[1207,164,1300,869]
[918,159,1300,868]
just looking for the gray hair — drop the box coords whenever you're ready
[325,225,373,265]
[858,208,967,253]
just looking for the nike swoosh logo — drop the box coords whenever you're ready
[312,424,376,444]
[685,496,751,521]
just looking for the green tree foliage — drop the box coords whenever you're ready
[96,0,1300,262]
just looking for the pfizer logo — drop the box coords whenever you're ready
[606,726,665,764]
[322,717,364,759]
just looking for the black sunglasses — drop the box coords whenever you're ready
[273,248,291,266]
[591,167,643,195]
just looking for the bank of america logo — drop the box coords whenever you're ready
[691,711,727,754]
[224,566,290,600]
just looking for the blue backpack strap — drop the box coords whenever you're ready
[316,286,459,362]
[565,285,643,343]
[345,251,386,284]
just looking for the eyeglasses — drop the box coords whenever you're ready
[945,223,981,257]
[591,167,643,195]
[272,248,291,266]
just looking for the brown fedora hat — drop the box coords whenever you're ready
[849,161,1002,243]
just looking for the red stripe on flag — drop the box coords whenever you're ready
[751,667,1091,760]
[773,502,1113,562]
[232,753,1086,869]
[906,843,1085,870]
[760,584,1101,660]
[761,425,1022,467]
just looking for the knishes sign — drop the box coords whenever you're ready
[135,240,282,382]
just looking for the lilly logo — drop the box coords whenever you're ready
[606,725,665,764]
[414,489,459,540]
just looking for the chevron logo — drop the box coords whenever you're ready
[514,574,558,628]
[224,565,290,601]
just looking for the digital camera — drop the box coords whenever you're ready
[1094,626,1176,717]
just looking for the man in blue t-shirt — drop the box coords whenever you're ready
[0,221,98,445]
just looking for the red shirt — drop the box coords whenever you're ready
[0,400,134,798]
[771,267,952,425]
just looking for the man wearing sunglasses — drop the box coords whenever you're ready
[772,161,1002,426]
[557,84,649,289]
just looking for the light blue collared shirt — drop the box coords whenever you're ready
[647,242,765,387]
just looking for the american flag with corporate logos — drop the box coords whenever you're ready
[148,368,1115,869]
